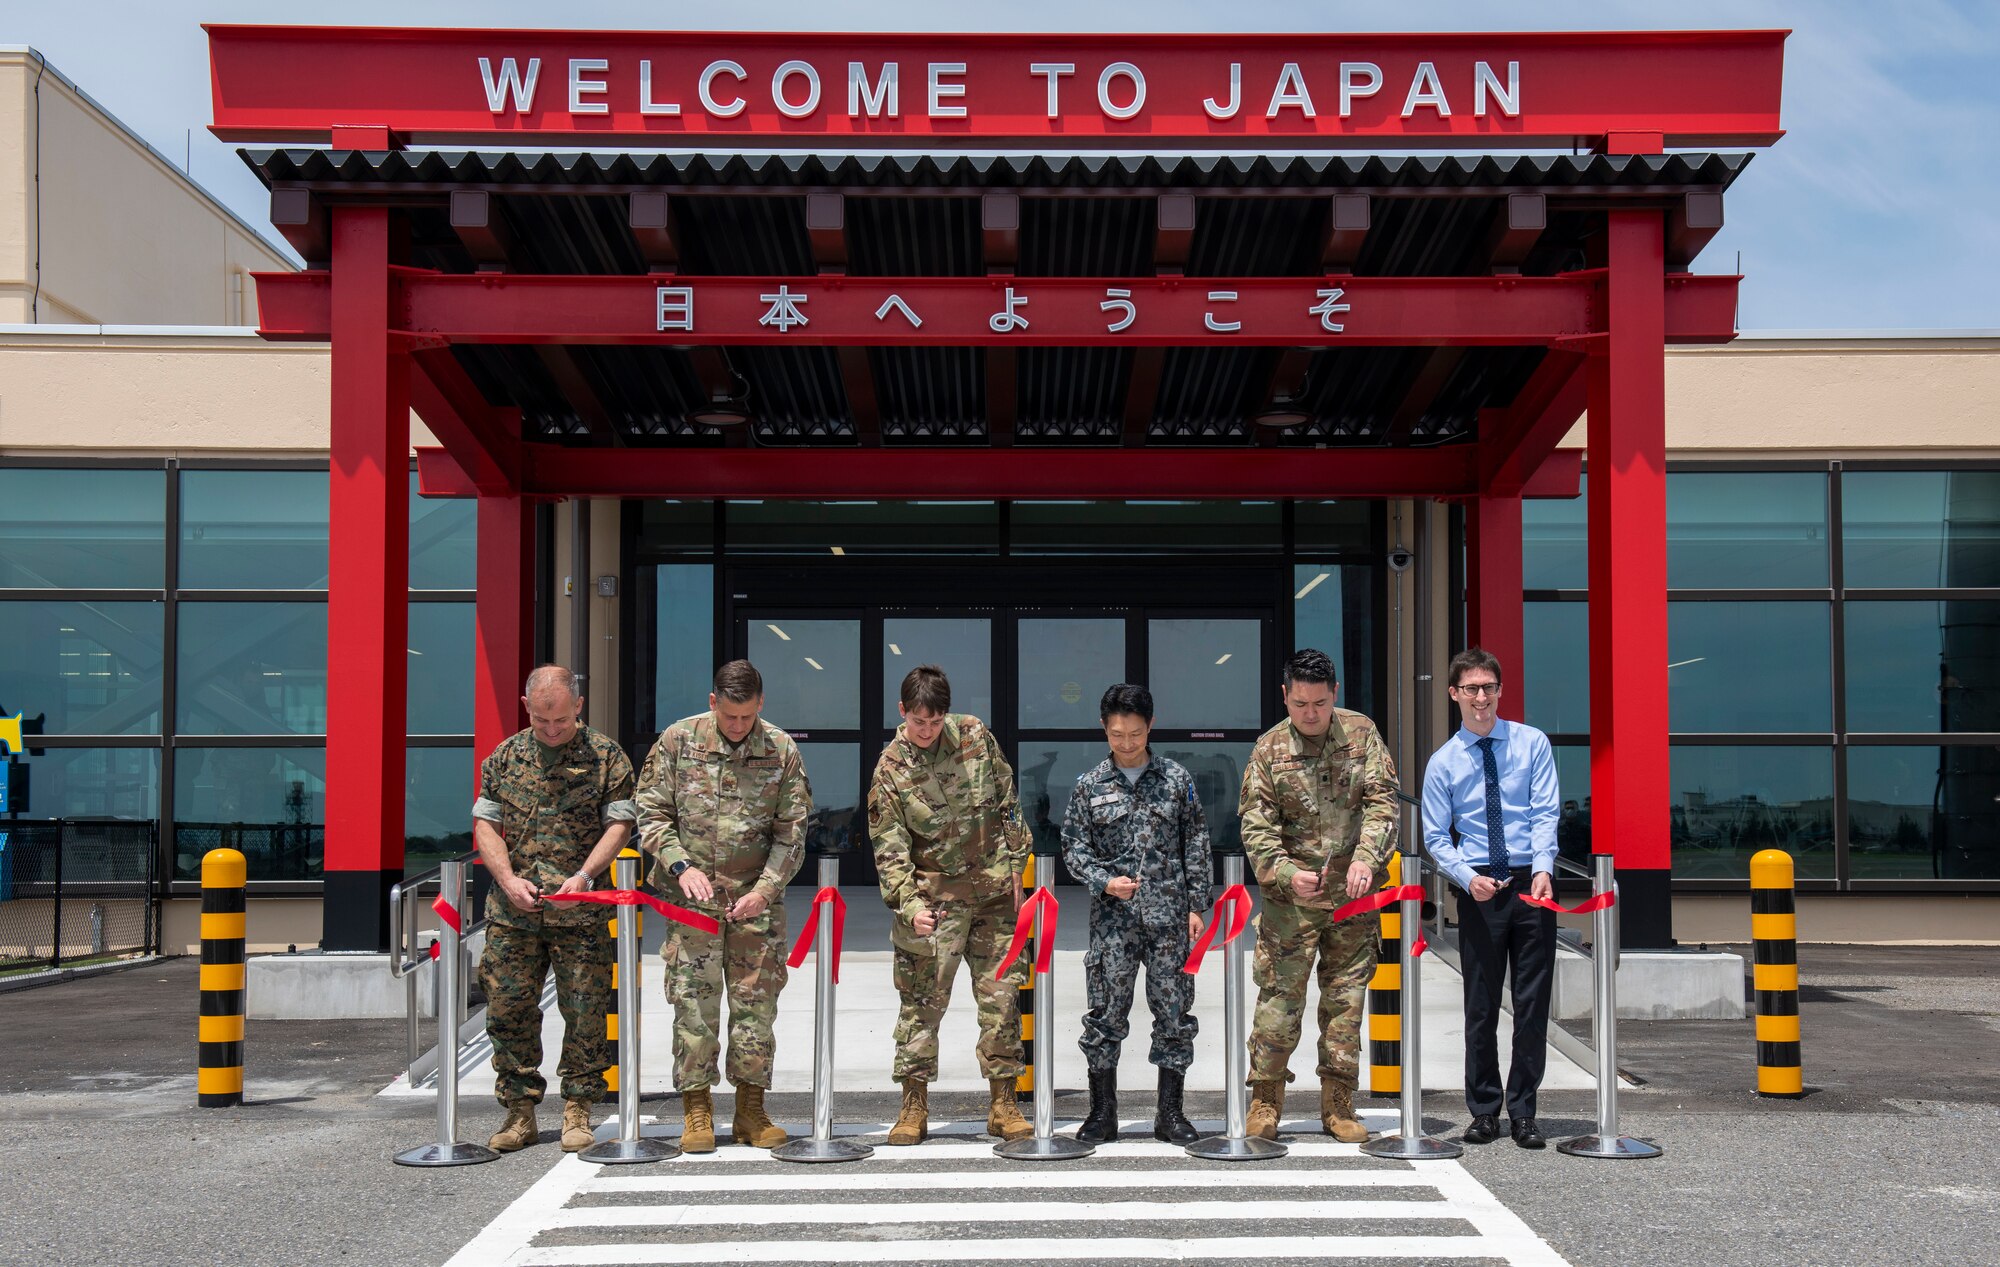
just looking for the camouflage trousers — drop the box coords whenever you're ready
[660,900,788,1091]
[890,895,1027,1084]
[1248,899,1377,1085]
[1080,911,1198,1072]
[481,917,613,1106]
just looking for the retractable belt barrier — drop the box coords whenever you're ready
[575,850,679,1165]
[1556,854,1661,1160]
[1185,851,1286,1161]
[393,857,500,1167]
[775,857,873,1164]
[995,844,1090,1161]
[1352,853,1459,1161]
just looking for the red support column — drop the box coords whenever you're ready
[474,494,534,765]
[1587,208,1674,947]
[1466,493,1526,723]
[323,207,411,952]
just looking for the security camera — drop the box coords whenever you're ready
[1387,545,1414,573]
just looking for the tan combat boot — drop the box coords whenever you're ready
[731,1084,788,1149]
[1247,1079,1286,1141]
[886,1080,929,1146]
[560,1099,595,1152]
[1320,1080,1370,1143]
[488,1101,537,1152]
[681,1087,716,1153]
[987,1077,1032,1142]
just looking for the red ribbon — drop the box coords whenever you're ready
[1331,883,1429,957]
[431,893,463,934]
[427,937,440,962]
[541,888,723,934]
[1518,889,1616,916]
[785,886,847,983]
[1182,883,1253,975]
[994,888,1059,979]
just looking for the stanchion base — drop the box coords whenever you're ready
[581,1136,681,1165]
[994,1134,1095,1161]
[1557,1133,1662,1160]
[1185,1134,1289,1161]
[773,1137,876,1164]
[1361,1133,1463,1160]
[393,1141,501,1168]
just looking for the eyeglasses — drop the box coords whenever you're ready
[1453,682,1502,697]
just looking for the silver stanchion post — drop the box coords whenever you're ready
[584,850,678,1164]
[997,844,1091,1161]
[776,855,872,1163]
[1560,854,1661,1159]
[395,858,499,1166]
[1188,852,1286,1161]
[1363,855,1460,1160]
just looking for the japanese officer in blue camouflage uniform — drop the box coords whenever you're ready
[472,665,638,1154]
[1061,683,1212,1144]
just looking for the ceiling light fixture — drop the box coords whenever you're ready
[804,657,824,671]
[1293,572,1331,601]
[766,624,791,641]
[1215,653,1233,665]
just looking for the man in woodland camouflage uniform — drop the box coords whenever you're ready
[473,665,636,1154]
[1062,683,1211,1144]
[1240,648,1400,1142]
[868,664,1033,1145]
[636,660,810,1152]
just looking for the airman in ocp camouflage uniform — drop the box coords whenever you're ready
[1241,649,1399,1143]
[636,659,810,1152]
[1061,683,1211,1145]
[472,666,636,1154]
[868,664,1032,1145]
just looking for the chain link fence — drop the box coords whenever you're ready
[0,819,159,977]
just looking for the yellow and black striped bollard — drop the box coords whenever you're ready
[198,848,247,1108]
[605,847,643,1095]
[1367,852,1403,1096]
[1015,852,1036,1096]
[1750,849,1803,1097]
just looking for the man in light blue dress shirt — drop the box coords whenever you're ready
[1421,647,1561,1150]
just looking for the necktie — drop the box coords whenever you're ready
[1475,736,1511,881]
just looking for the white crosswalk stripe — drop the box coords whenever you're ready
[444,1123,1572,1267]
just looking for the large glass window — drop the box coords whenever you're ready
[882,617,992,726]
[1013,501,1281,554]
[1845,600,2000,733]
[1846,744,2000,881]
[1667,472,1828,589]
[179,470,329,590]
[409,475,476,590]
[1670,745,1835,880]
[651,564,715,731]
[729,501,998,555]
[1018,618,1123,729]
[1293,564,1377,721]
[1152,739,1248,856]
[0,747,158,821]
[1015,740,1113,859]
[1843,471,2000,589]
[797,742,862,856]
[1149,618,1262,730]
[749,619,859,733]
[407,603,475,735]
[1667,602,1831,733]
[1550,744,1593,868]
[636,500,717,555]
[0,468,165,589]
[176,603,328,735]
[0,601,164,735]
[173,747,326,880]
[1523,483,1586,589]
[1294,502,1373,553]
[406,747,474,878]
[1523,601,1589,735]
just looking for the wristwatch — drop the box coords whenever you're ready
[667,860,690,878]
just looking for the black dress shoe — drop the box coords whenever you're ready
[1462,1114,1501,1144]
[1510,1117,1547,1149]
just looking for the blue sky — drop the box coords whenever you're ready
[10,0,1998,330]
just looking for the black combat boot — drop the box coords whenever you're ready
[1076,1067,1119,1143]
[1154,1068,1199,1143]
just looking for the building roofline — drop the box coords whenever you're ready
[1727,329,2000,344]
[1,46,296,269]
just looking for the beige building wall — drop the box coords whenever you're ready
[0,48,292,327]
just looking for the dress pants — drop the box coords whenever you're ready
[1455,867,1556,1120]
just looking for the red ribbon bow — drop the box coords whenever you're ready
[994,888,1060,978]
[1518,890,1616,916]
[785,886,847,983]
[1330,884,1429,957]
[1182,883,1253,975]
[541,888,723,934]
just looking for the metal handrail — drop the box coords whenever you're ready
[387,851,488,1079]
